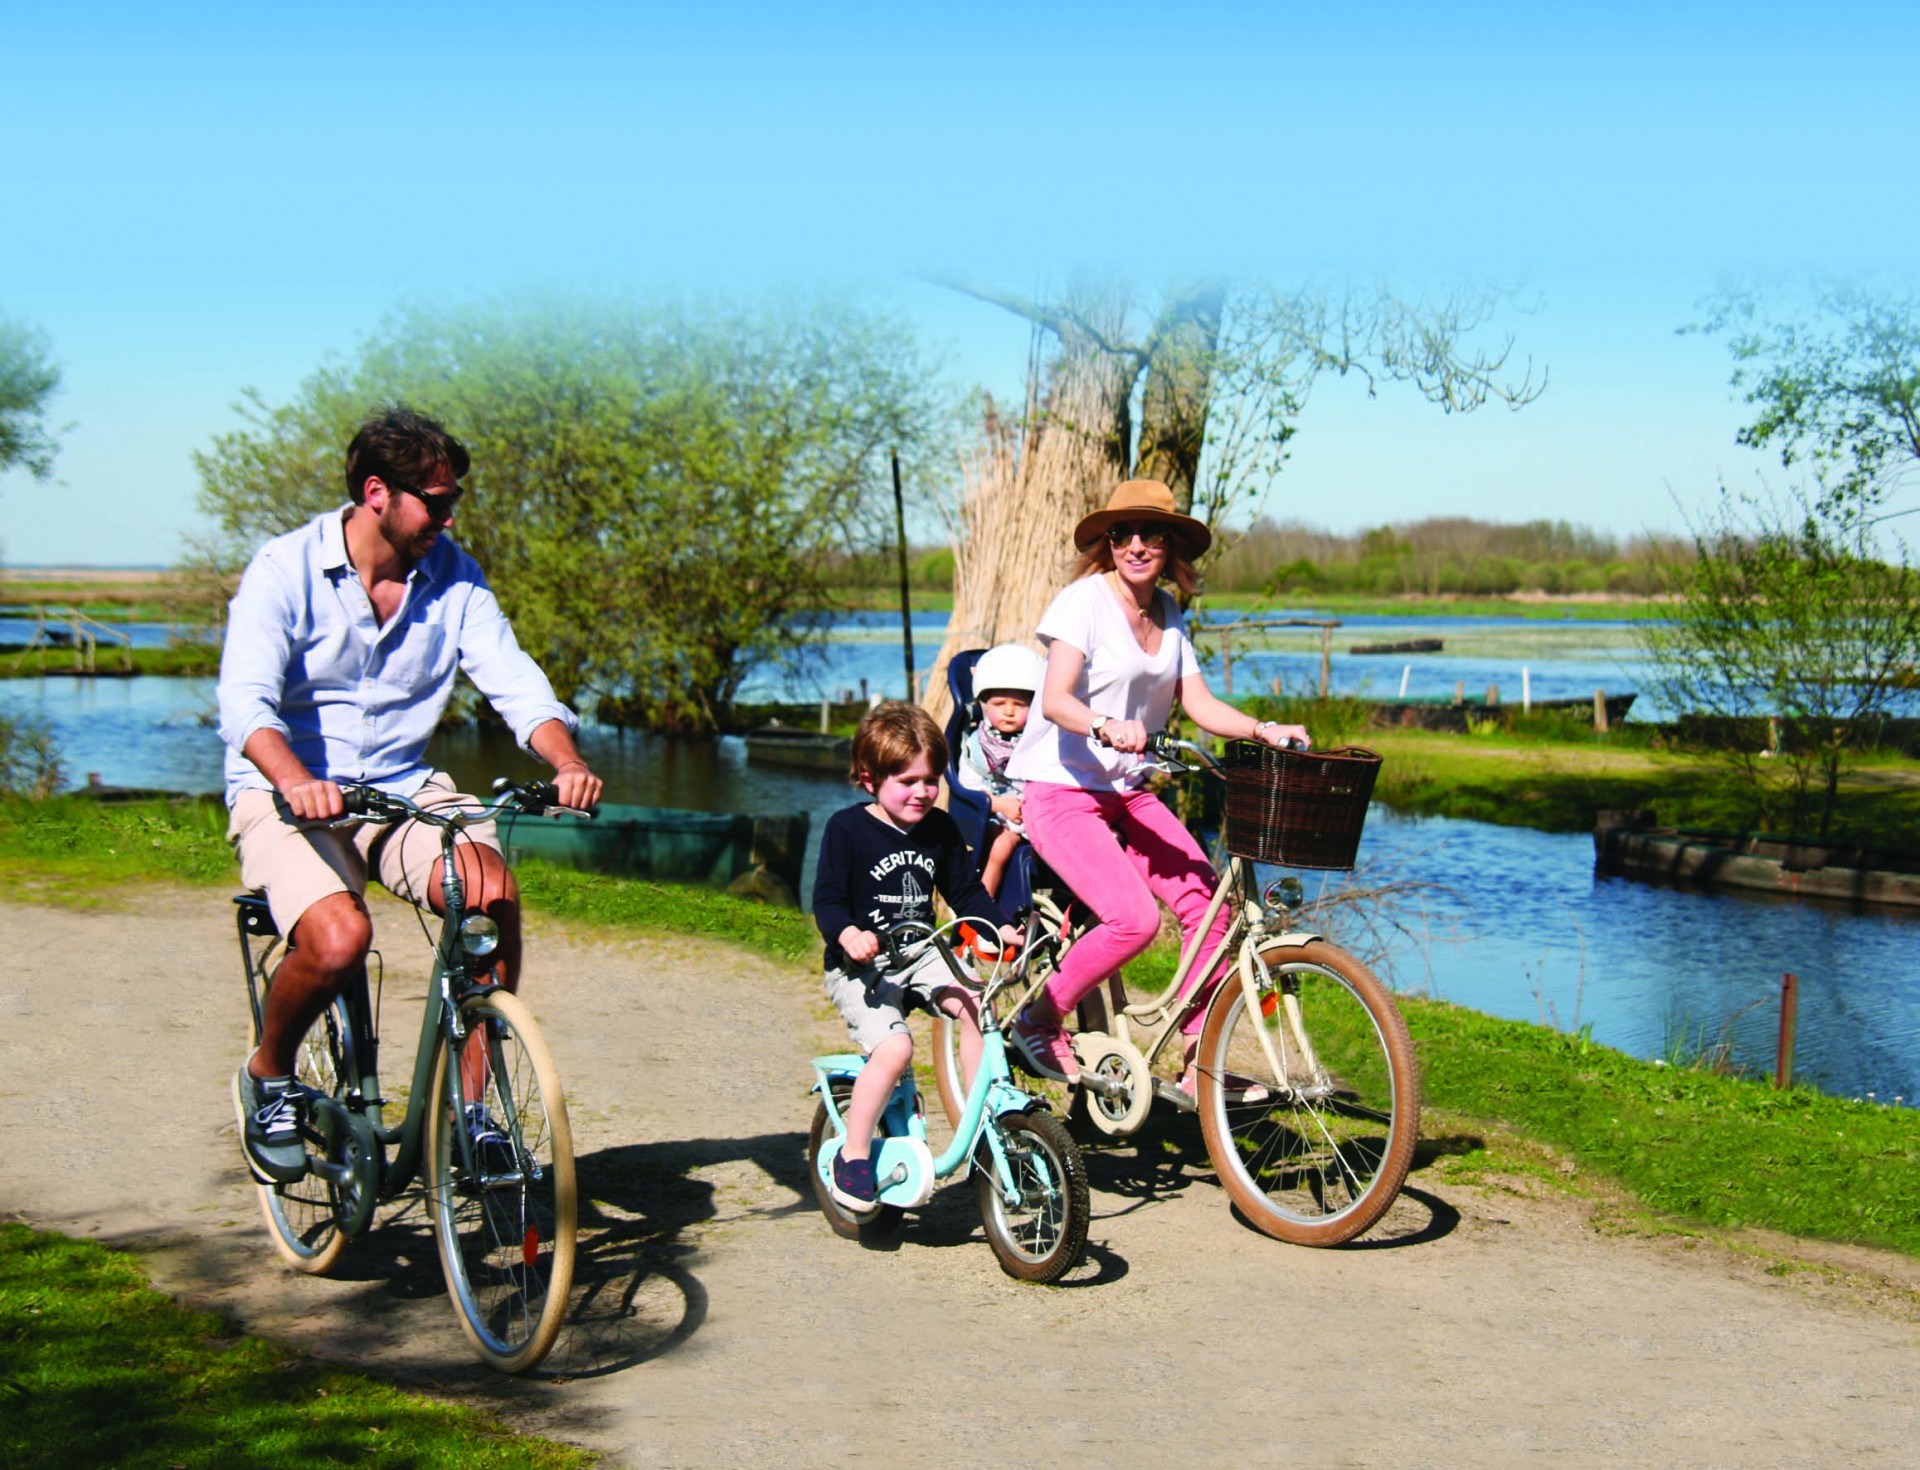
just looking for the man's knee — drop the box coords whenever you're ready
[289,894,372,974]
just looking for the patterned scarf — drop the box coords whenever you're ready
[973,720,1020,777]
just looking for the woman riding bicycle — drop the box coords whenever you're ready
[1004,479,1308,1096]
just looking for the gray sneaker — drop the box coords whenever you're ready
[233,1066,308,1184]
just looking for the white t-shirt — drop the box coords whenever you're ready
[1006,574,1199,792]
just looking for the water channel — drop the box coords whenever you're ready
[3,615,1914,1106]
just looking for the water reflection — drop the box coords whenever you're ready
[1347,809,1919,1104]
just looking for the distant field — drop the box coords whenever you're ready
[0,568,174,618]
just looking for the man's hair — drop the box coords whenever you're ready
[344,404,472,505]
[849,701,948,787]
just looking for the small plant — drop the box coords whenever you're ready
[0,712,63,798]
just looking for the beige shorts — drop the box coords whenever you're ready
[228,772,501,939]
[824,946,961,1054]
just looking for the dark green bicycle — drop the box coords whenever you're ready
[234,778,588,1374]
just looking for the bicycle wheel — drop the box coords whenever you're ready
[252,994,354,1275]
[426,989,577,1374]
[806,1078,905,1240]
[1195,939,1419,1247]
[973,1108,1088,1283]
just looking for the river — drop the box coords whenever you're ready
[1,618,1914,1106]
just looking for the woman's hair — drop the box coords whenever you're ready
[1070,534,1202,598]
[849,700,949,787]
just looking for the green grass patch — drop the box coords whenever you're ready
[515,859,822,965]
[0,795,236,894]
[1405,997,1920,1256]
[0,644,221,679]
[0,1223,593,1470]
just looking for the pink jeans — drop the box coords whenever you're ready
[1021,780,1233,1036]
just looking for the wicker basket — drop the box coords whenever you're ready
[1220,741,1382,869]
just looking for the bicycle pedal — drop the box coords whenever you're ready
[1153,1079,1197,1114]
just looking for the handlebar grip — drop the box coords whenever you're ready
[340,785,375,817]
[1145,731,1179,758]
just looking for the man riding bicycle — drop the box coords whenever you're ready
[218,404,603,1186]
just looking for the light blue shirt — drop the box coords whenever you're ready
[218,506,577,804]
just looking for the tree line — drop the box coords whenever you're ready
[1205,516,1689,598]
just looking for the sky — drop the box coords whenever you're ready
[2,0,1916,565]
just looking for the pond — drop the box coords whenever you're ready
[2,618,1914,1106]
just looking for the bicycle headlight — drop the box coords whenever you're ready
[1264,876,1305,911]
[459,915,501,957]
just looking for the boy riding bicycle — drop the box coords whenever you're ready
[811,701,1021,1214]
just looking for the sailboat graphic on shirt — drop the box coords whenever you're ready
[899,867,931,924]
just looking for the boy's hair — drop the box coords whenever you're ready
[849,700,948,787]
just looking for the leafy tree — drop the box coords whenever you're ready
[0,711,63,798]
[1639,484,1920,839]
[1693,284,1920,515]
[0,313,63,481]
[191,295,947,730]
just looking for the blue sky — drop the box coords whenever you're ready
[2,1,1915,564]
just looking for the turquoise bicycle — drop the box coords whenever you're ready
[806,917,1090,1283]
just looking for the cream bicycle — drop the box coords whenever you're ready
[934,735,1419,1246]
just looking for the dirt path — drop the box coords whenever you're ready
[3,889,1916,1468]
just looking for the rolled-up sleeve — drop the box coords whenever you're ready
[454,574,578,750]
[216,551,296,755]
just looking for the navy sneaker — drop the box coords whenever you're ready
[830,1151,879,1214]
[464,1103,519,1177]
[233,1067,308,1184]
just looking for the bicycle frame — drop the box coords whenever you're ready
[235,788,543,1213]
[812,929,1043,1207]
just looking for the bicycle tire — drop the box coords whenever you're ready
[426,990,577,1374]
[974,1108,1088,1282]
[1195,939,1419,1246]
[806,1079,905,1241]
[252,993,354,1275]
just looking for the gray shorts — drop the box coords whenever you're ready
[824,946,961,1053]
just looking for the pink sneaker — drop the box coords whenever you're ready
[1011,1008,1080,1083]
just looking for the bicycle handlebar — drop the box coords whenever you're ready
[336,779,595,827]
[1144,730,1308,775]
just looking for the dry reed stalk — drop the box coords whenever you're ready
[924,313,1137,726]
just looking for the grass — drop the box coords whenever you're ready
[1404,998,1920,1255]
[0,1224,592,1470]
[0,644,221,679]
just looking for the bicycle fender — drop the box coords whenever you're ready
[1259,928,1324,950]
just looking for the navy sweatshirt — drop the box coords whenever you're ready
[811,804,1010,971]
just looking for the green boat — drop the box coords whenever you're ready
[500,803,810,907]
[743,726,852,774]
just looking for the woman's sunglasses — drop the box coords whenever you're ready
[1105,522,1168,550]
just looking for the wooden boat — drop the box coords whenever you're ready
[1593,812,1920,909]
[1350,637,1443,655]
[1367,692,1637,733]
[743,725,852,774]
[501,802,810,907]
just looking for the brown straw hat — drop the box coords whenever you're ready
[1072,478,1212,557]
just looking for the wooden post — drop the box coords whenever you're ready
[1775,972,1799,1089]
[1593,688,1609,733]
[1454,680,1465,706]
[1522,666,1531,713]
[1222,627,1233,695]
[890,448,915,701]
[1318,624,1331,698]
[1485,683,1499,707]
[819,699,830,734]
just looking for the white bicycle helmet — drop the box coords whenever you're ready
[972,643,1044,698]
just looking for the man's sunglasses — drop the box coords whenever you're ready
[388,479,464,520]
[1105,522,1168,549]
